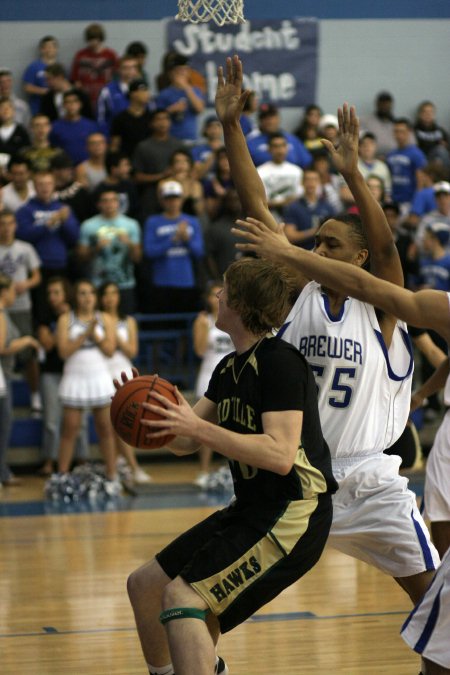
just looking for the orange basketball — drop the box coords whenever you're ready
[110,375,178,450]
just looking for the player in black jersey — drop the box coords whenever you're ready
[122,256,337,675]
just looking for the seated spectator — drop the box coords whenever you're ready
[49,90,100,166]
[51,152,93,225]
[383,201,419,288]
[19,113,62,172]
[247,103,312,168]
[1,157,35,213]
[109,78,153,157]
[409,164,447,227]
[293,104,323,156]
[143,180,204,313]
[203,146,233,221]
[70,23,119,112]
[257,132,303,221]
[97,55,139,129]
[239,90,258,137]
[91,152,139,219]
[156,50,206,94]
[360,91,396,158]
[419,222,450,291]
[204,188,242,278]
[15,170,79,308]
[0,67,30,128]
[166,148,205,217]
[40,63,93,121]
[318,114,339,150]
[414,100,450,171]
[386,118,427,213]
[311,151,343,213]
[347,174,386,215]
[0,209,42,416]
[22,36,58,115]
[155,54,205,142]
[125,41,150,84]
[191,116,224,181]
[357,131,392,198]
[77,188,142,313]
[283,168,335,249]
[74,132,108,191]
[0,98,30,180]
[416,180,450,250]
[133,108,186,219]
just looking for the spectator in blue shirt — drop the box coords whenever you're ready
[246,103,312,169]
[143,179,204,313]
[419,222,450,292]
[49,90,100,166]
[22,36,59,115]
[96,55,140,130]
[386,118,427,210]
[155,55,205,142]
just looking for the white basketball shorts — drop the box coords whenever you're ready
[423,410,450,522]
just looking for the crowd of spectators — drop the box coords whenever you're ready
[0,22,450,481]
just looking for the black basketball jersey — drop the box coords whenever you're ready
[205,336,337,504]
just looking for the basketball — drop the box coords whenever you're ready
[110,375,178,450]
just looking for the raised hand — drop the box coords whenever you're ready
[321,103,359,177]
[232,217,291,261]
[215,55,251,125]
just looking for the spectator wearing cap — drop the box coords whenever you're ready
[155,55,205,142]
[0,68,30,128]
[357,131,392,198]
[97,56,140,130]
[2,157,35,213]
[70,23,119,111]
[77,188,142,313]
[125,42,150,85]
[360,91,396,158]
[318,114,339,149]
[51,152,93,225]
[191,116,223,181]
[419,222,450,292]
[40,63,93,122]
[49,90,100,166]
[416,181,450,250]
[246,103,312,169]
[22,36,58,115]
[110,78,154,158]
[386,118,427,212]
[142,179,204,313]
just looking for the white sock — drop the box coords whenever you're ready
[31,392,42,408]
[147,664,174,675]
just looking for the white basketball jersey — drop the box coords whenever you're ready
[442,293,450,405]
[280,281,413,458]
[195,315,234,398]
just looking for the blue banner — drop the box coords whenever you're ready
[167,18,318,108]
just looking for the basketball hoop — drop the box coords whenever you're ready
[176,0,245,25]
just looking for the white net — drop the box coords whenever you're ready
[176,0,245,25]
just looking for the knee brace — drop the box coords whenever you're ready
[160,607,208,625]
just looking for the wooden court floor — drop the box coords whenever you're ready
[0,462,422,675]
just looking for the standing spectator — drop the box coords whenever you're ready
[360,91,396,158]
[133,108,185,218]
[204,188,242,279]
[51,152,93,225]
[40,63,93,122]
[383,201,419,288]
[0,67,31,128]
[357,131,392,198]
[416,181,450,249]
[1,157,35,213]
[77,189,142,313]
[49,90,100,166]
[0,272,40,486]
[96,56,139,130]
[98,281,151,484]
[109,78,153,157]
[70,23,119,112]
[283,168,335,249]
[156,50,206,94]
[19,113,61,172]
[56,279,117,482]
[22,36,58,115]
[155,54,205,142]
[239,89,258,137]
[294,104,323,156]
[203,146,234,221]
[0,98,30,178]
[74,132,108,191]
[311,151,343,213]
[166,149,205,218]
[386,118,427,212]
[408,164,444,228]
[419,223,450,292]
[15,171,79,306]
[143,180,204,313]
[91,152,139,219]
[414,100,450,170]
[191,116,224,181]
[124,42,150,84]
[36,276,89,476]
[257,132,303,221]
[247,103,312,168]
[318,113,340,150]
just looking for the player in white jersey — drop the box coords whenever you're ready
[216,56,439,610]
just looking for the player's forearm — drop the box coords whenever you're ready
[414,358,450,400]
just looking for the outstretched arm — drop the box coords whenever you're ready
[233,217,450,343]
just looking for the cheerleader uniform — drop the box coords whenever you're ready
[59,311,115,408]
[107,318,134,380]
[195,315,234,399]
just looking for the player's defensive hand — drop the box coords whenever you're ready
[232,217,291,260]
[321,103,359,177]
[215,55,251,125]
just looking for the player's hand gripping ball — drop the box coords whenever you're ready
[110,374,178,449]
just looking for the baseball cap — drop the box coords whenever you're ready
[0,67,12,77]
[319,114,339,130]
[258,103,279,119]
[426,222,450,246]
[433,181,450,195]
[129,78,149,93]
[160,180,183,198]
